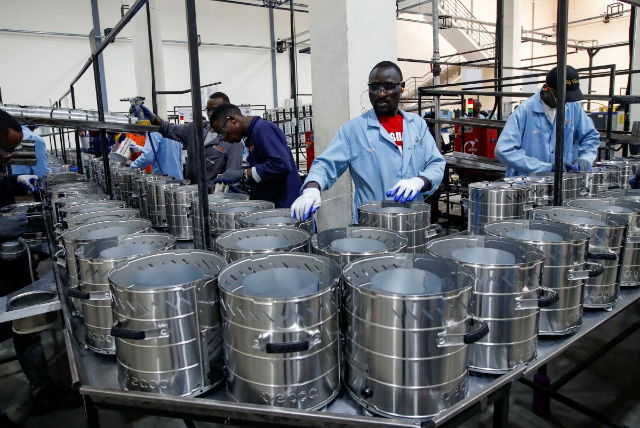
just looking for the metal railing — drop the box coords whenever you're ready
[404,53,464,101]
[439,0,495,53]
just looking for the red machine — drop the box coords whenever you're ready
[453,125,498,158]
[305,131,315,168]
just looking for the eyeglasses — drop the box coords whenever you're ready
[368,82,402,95]
[218,117,231,140]
[0,141,23,156]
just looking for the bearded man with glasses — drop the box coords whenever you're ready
[291,61,445,222]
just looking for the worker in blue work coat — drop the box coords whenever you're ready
[494,66,600,177]
[209,104,301,208]
[127,132,183,179]
[291,61,446,223]
[11,126,51,179]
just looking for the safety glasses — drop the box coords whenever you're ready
[218,117,231,140]
[368,82,402,95]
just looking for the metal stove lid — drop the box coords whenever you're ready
[165,185,198,193]
[240,209,306,227]
[100,243,160,259]
[83,226,139,240]
[566,199,632,214]
[208,193,249,202]
[210,201,275,215]
[372,206,413,214]
[427,236,544,267]
[236,236,293,250]
[242,268,319,298]
[343,253,474,297]
[358,200,430,215]
[62,219,151,240]
[533,207,627,228]
[131,264,204,290]
[0,240,24,257]
[370,268,443,295]
[330,238,387,252]
[546,214,606,226]
[62,202,125,214]
[254,216,298,225]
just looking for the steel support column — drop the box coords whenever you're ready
[553,0,569,206]
[93,59,112,196]
[146,1,158,114]
[184,0,211,250]
[432,0,441,148]
[495,0,504,121]
[90,0,109,113]
[289,0,300,167]
[269,7,278,108]
[606,65,617,160]
[70,86,84,175]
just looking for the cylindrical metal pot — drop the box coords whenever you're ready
[56,208,140,237]
[311,226,407,265]
[73,233,176,354]
[218,253,342,410]
[215,227,310,262]
[568,167,619,197]
[58,219,152,316]
[59,201,127,222]
[148,179,190,228]
[428,236,554,373]
[503,175,553,207]
[599,188,640,200]
[464,182,529,234]
[208,201,276,245]
[8,291,58,333]
[596,159,639,189]
[533,207,627,309]
[51,194,110,225]
[191,193,250,250]
[343,253,487,419]
[118,169,143,207]
[109,250,227,396]
[43,172,86,187]
[138,175,172,219]
[484,220,597,335]
[564,198,640,287]
[165,185,199,240]
[357,200,432,253]
[239,208,313,235]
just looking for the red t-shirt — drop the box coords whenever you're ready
[378,114,404,150]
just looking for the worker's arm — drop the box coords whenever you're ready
[31,136,51,179]
[130,135,156,170]
[251,127,292,183]
[158,120,195,148]
[573,105,600,163]
[303,127,351,192]
[416,119,446,195]
[494,108,552,173]
[225,140,244,171]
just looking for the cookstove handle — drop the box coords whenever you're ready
[587,262,605,278]
[43,206,53,211]
[426,224,442,239]
[607,185,621,190]
[67,287,90,300]
[537,287,559,308]
[587,250,618,261]
[54,249,66,268]
[463,317,489,344]
[567,262,605,280]
[265,341,310,354]
[110,325,169,340]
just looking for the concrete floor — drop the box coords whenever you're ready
[1,263,638,428]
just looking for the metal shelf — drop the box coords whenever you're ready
[16,116,160,134]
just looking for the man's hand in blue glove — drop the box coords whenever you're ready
[129,105,156,122]
[572,158,592,171]
[564,162,578,172]
[17,175,39,192]
[212,169,244,184]
[0,214,28,240]
[630,171,640,189]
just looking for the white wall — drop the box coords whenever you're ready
[0,0,310,114]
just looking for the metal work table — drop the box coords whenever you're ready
[51,226,640,428]
[0,270,60,323]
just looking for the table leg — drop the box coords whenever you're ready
[493,383,511,428]
[84,395,100,428]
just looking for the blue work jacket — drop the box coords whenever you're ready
[130,132,183,179]
[12,127,51,179]
[495,90,600,177]
[245,117,301,208]
[304,109,446,223]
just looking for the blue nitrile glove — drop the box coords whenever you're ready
[572,158,592,171]
[0,214,28,240]
[17,175,39,192]
[553,162,577,172]
[228,185,248,194]
[129,105,156,122]
[630,171,640,189]
[386,177,426,203]
[212,169,244,184]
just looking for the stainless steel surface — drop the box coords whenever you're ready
[357,200,431,253]
[311,226,407,265]
[0,270,60,323]
[215,226,309,262]
[485,220,591,335]
[57,208,140,236]
[59,201,127,221]
[109,137,134,163]
[165,185,199,240]
[109,250,227,396]
[208,201,276,245]
[428,236,546,373]
[443,152,507,172]
[595,159,639,189]
[51,194,111,225]
[192,193,249,249]
[568,167,619,197]
[239,208,313,235]
[218,253,342,410]
[74,233,176,354]
[138,175,172,218]
[533,207,628,308]
[8,290,58,332]
[148,179,189,228]
[465,182,528,235]
[342,253,479,419]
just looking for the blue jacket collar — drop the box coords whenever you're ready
[366,108,413,128]
[533,89,548,114]
[245,116,260,137]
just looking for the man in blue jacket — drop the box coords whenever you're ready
[12,126,51,179]
[494,66,600,177]
[209,103,301,208]
[291,61,446,222]
[128,132,184,179]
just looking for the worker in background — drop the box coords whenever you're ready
[11,125,51,179]
[134,92,243,191]
[0,110,80,426]
[495,66,600,177]
[209,103,301,208]
[467,100,486,119]
[127,132,183,179]
[291,61,445,222]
